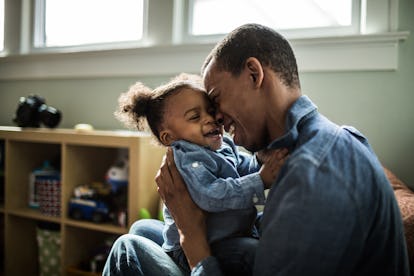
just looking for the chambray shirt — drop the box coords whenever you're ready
[192,96,410,276]
[162,136,265,252]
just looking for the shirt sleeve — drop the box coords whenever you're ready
[221,136,261,176]
[191,256,224,276]
[237,150,262,176]
[181,160,265,212]
[173,142,265,212]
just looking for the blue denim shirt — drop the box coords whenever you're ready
[192,95,410,276]
[162,136,265,252]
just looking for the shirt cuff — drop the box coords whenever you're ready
[240,172,266,205]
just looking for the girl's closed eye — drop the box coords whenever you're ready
[190,115,200,121]
[188,112,200,121]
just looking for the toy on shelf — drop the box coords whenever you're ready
[29,160,61,217]
[106,158,128,194]
[104,150,129,226]
[68,183,111,223]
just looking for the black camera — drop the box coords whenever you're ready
[13,95,62,128]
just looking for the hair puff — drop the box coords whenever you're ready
[114,82,152,131]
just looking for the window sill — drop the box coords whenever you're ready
[0,31,409,80]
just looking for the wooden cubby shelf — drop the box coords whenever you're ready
[0,126,164,275]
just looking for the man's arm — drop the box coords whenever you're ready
[155,148,213,270]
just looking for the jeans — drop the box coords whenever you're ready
[103,219,184,276]
[103,219,259,276]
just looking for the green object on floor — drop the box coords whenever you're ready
[139,208,151,219]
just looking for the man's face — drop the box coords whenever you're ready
[203,60,267,152]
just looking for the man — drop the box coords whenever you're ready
[156,23,409,275]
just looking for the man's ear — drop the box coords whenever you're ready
[245,57,264,88]
[160,130,175,146]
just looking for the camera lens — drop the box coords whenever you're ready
[39,104,62,128]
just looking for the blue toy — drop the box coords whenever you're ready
[68,184,110,223]
[105,159,128,193]
[68,197,110,223]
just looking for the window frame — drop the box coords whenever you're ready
[31,0,149,54]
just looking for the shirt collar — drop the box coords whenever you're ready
[267,95,317,151]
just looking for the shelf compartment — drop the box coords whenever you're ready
[62,145,127,226]
[5,140,61,210]
[62,225,118,274]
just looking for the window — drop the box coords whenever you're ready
[34,0,145,48]
[0,0,407,79]
[188,0,359,39]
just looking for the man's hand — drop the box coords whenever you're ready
[155,148,211,269]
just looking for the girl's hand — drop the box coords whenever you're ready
[259,148,289,189]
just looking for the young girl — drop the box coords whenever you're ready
[115,73,287,275]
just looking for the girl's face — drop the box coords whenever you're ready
[160,88,224,150]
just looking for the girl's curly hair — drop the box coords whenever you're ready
[115,73,204,144]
